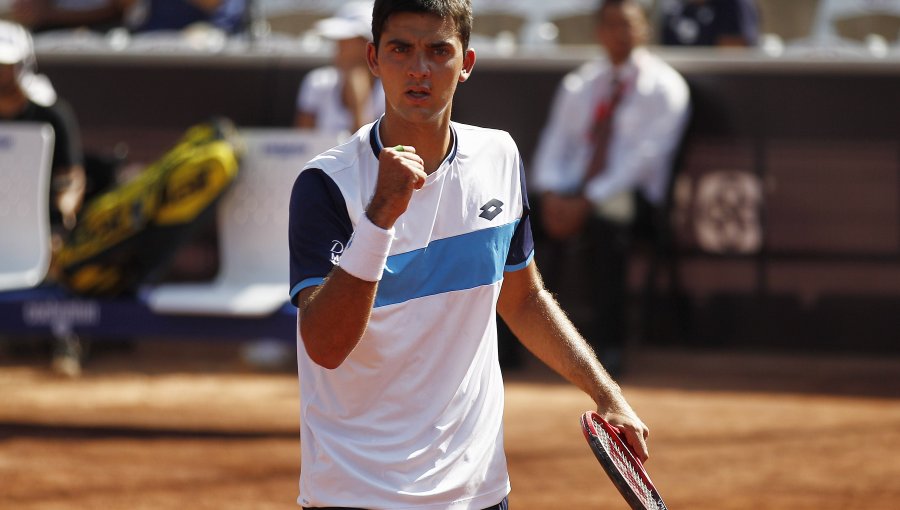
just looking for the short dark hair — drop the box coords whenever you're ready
[372,0,473,50]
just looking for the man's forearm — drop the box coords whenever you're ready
[297,268,377,369]
[499,274,627,412]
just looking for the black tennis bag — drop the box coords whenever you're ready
[56,118,241,297]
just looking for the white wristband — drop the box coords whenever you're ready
[338,213,395,282]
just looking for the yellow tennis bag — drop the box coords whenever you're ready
[57,118,242,296]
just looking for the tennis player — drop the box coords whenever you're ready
[288,1,650,508]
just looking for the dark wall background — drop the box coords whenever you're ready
[37,50,900,352]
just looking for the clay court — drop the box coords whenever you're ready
[1,341,899,510]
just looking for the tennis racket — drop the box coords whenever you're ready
[580,411,668,510]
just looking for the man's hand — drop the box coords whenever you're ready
[541,192,591,240]
[603,407,650,463]
[366,146,426,229]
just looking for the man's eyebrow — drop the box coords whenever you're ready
[427,40,454,49]
[383,37,454,48]
[385,37,411,46]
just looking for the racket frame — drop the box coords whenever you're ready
[580,411,668,510]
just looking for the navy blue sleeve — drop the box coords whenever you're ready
[505,158,535,271]
[288,168,353,306]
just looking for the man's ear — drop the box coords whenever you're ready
[459,48,476,83]
[366,42,380,77]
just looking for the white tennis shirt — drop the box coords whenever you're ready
[288,119,534,509]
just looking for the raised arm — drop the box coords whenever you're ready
[296,145,426,369]
[497,261,650,461]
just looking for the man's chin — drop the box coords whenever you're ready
[389,109,438,126]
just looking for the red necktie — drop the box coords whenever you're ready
[579,75,626,193]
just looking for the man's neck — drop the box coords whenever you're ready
[379,113,453,175]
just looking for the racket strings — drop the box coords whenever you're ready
[596,421,657,510]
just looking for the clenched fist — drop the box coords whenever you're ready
[366,145,427,229]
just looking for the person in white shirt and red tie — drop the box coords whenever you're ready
[530,0,691,375]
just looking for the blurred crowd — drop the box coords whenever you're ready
[1,0,899,376]
[7,0,247,35]
[1,0,898,53]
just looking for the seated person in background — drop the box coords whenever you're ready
[11,0,129,33]
[294,1,384,138]
[658,0,760,47]
[0,20,85,241]
[0,20,87,376]
[531,0,690,375]
[124,0,247,35]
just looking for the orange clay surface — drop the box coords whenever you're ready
[1,341,899,509]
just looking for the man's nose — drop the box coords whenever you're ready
[407,51,430,78]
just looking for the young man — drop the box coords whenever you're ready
[288,1,649,508]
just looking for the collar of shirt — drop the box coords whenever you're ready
[369,116,459,162]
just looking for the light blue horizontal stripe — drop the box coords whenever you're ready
[505,250,534,273]
[374,222,519,308]
[290,277,326,302]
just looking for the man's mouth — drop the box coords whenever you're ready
[406,87,431,100]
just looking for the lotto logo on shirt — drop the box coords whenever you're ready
[479,199,504,221]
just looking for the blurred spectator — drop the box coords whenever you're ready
[0,19,85,238]
[658,0,760,47]
[11,0,248,35]
[11,0,128,33]
[530,0,690,375]
[125,0,247,34]
[294,1,384,137]
[0,19,87,375]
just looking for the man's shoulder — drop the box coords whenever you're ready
[293,136,366,212]
[452,122,520,163]
[453,122,516,151]
[302,133,367,180]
